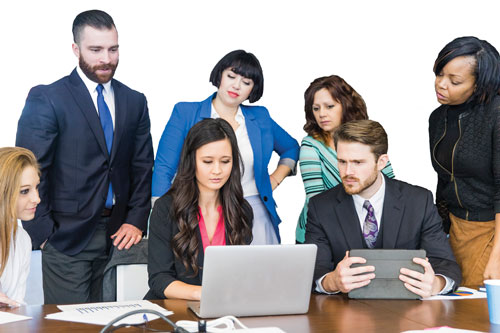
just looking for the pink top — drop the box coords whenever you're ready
[198,206,226,252]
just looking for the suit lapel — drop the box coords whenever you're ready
[334,189,364,249]
[67,69,109,159]
[110,79,127,161]
[241,106,262,180]
[381,177,405,248]
[200,94,214,119]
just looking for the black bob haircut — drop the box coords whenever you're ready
[72,10,115,44]
[434,36,500,105]
[209,50,264,103]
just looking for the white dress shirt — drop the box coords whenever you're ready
[0,220,31,304]
[211,105,259,197]
[315,174,454,296]
[76,66,116,127]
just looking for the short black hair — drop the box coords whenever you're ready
[72,10,115,44]
[434,36,500,105]
[209,50,264,103]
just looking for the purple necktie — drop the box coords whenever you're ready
[363,200,378,248]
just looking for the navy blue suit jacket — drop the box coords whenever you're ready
[16,69,154,255]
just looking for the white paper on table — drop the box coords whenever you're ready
[232,328,287,332]
[403,327,484,332]
[45,300,172,326]
[422,287,487,301]
[0,311,31,324]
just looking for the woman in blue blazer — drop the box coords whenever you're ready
[152,50,299,244]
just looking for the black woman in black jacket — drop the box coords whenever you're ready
[429,36,500,286]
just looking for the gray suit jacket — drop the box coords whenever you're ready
[305,176,461,288]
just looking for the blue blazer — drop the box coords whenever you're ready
[152,93,299,240]
[16,69,154,255]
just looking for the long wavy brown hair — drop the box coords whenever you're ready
[303,75,368,145]
[168,118,253,276]
[0,147,39,276]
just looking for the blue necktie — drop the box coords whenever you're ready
[363,200,379,248]
[96,84,114,209]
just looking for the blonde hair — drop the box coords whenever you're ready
[0,147,39,276]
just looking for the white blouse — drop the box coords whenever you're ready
[0,220,31,304]
[211,106,259,197]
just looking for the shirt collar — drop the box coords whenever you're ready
[76,66,113,95]
[210,105,245,125]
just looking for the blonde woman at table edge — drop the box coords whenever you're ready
[0,147,40,307]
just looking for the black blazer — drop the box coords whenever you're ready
[145,195,252,300]
[305,176,461,288]
[16,69,154,255]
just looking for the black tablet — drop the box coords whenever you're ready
[348,249,426,299]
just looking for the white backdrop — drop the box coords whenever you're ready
[1,0,499,244]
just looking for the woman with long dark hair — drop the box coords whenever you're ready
[0,147,40,306]
[429,36,500,285]
[146,118,253,300]
[152,50,299,244]
[296,75,394,243]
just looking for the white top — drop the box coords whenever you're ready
[0,220,32,304]
[211,105,259,197]
[76,66,116,127]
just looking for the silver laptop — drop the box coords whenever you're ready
[187,244,317,318]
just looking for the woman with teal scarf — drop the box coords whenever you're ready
[296,75,394,243]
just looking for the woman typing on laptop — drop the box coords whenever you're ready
[145,119,253,300]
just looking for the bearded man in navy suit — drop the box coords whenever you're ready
[305,120,461,298]
[16,10,153,304]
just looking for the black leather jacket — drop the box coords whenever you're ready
[429,95,500,227]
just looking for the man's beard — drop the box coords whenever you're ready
[342,167,378,196]
[79,56,118,84]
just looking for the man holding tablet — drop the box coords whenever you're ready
[305,120,461,297]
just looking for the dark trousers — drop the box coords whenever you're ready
[42,217,109,304]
